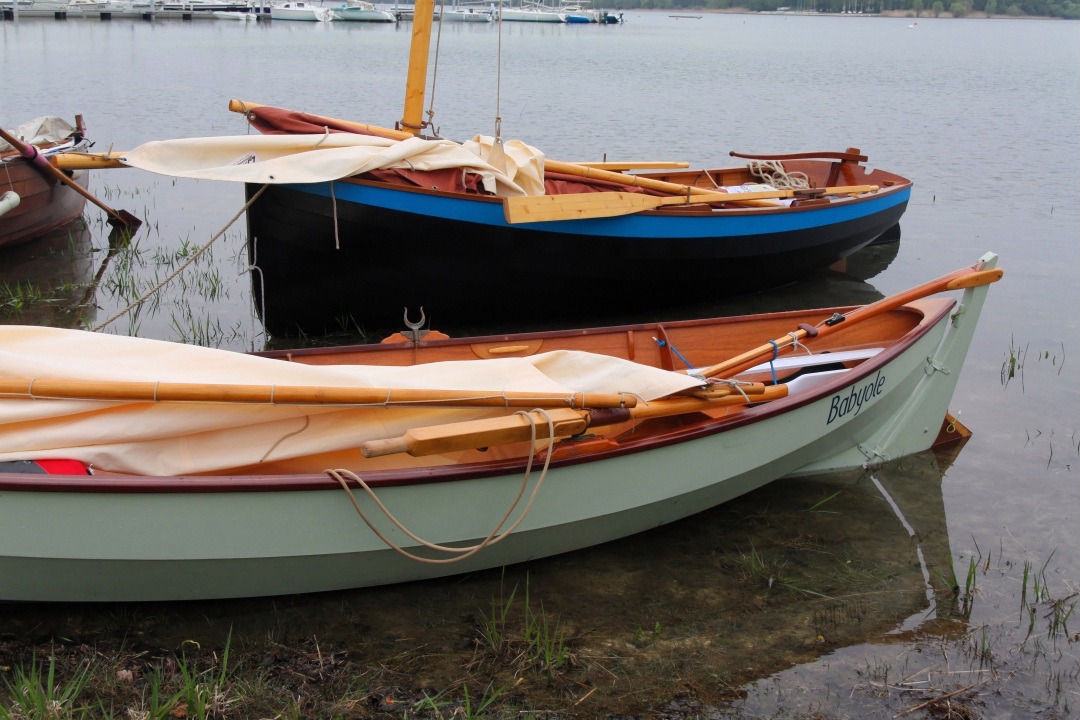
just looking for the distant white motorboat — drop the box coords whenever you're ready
[332,0,395,21]
[498,3,564,21]
[437,5,491,21]
[270,0,330,19]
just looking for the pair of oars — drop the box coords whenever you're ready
[0,127,142,237]
[501,184,879,224]
[358,260,1004,459]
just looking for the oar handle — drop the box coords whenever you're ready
[361,408,590,458]
[361,386,790,458]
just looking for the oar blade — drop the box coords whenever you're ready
[504,192,661,224]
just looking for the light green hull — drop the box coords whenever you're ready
[0,256,997,602]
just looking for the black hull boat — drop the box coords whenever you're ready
[245,176,909,335]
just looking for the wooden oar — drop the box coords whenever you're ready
[0,376,637,410]
[0,127,142,235]
[504,185,878,224]
[359,259,1004,459]
[695,263,1005,381]
[361,384,789,458]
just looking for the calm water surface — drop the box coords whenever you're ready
[2,11,1079,716]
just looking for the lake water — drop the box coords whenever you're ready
[2,10,1079,717]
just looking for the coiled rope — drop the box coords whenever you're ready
[747,160,809,190]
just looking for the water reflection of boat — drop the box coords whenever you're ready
[0,218,96,326]
[727,442,966,714]
[436,242,895,341]
[0,437,968,711]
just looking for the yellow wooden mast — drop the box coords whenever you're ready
[400,0,437,136]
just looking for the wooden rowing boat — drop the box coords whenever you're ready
[50,0,912,337]
[0,115,90,248]
[229,110,911,336]
[204,0,912,336]
[0,254,1000,602]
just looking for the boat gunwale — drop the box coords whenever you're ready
[0,299,956,494]
[326,169,913,219]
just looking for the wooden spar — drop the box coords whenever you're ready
[226,99,411,141]
[566,161,692,171]
[544,159,727,197]
[360,385,790,458]
[50,152,127,170]
[401,0,437,136]
[0,376,639,410]
[503,185,879,224]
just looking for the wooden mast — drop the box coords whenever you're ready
[400,0,437,136]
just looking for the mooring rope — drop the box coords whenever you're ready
[90,183,271,332]
[326,408,557,564]
[747,160,809,190]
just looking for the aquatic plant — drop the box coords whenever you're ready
[0,653,92,720]
[475,574,572,676]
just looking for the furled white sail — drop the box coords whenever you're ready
[0,326,700,475]
[114,133,546,196]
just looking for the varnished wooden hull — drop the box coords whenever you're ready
[1,145,88,248]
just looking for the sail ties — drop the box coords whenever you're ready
[326,408,556,564]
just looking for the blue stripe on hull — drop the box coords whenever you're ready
[286,181,912,240]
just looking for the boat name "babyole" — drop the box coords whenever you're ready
[827,371,885,424]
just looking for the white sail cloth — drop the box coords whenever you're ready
[0,116,75,151]
[115,133,547,197]
[0,326,701,476]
